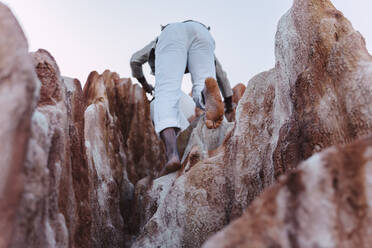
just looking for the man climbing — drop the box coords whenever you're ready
[130,20,234,176]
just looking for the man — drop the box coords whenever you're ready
[130,20,234,176]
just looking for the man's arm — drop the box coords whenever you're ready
[215,56,234,112]
[130,39,156,93]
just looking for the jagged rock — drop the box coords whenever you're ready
[232,83,246,107]
[132,149,230,248]
[10,49,92,248]
[0,4,39,248]
[2,0,372,247]
[181,117,233,164]
[225,83,246,122]
[4,47,165,247]
[203,135,372,248]
[219,0,372,219]
[84,70,166,184]
[131,117,233,247]
[83,70,166,246]
[132,0,372,247]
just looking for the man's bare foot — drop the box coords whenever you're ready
[159,155,181,177]
[204,78,224,129]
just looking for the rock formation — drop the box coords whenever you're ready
[1,0,372,247]
[6,47,166,247]
[231,83,246,107]
[204,0,372,246]
[204,135,372,248]
[8,49,91,248]
[132,0,372,246]
[83,69,166,247]
[0,4,39,248]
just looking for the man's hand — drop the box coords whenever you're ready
[137,76,154,94]
[143,83,154,94]
[225,108,236,122]
[224,96,236,122]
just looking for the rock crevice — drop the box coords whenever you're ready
[1,0,372,247]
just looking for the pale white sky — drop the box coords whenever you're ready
[3,0,372,92]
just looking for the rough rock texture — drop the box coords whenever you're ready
[132,0,372,246]
[83,70,165,184]
[204,136,372,248]
[0,4,39,248]
[2,0,372,247]
[83,70,166,246]
[132,144,230,248]
[131,117,233,247]
[8,58,166,247]
[231,83,246,107]
[10,49,92,248]
[272,0,372,178]
[203,0,372,246]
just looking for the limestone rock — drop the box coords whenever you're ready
[10,49,92,248]
[6,46,166,247]
[83,70,166,184]
[203,135,372,248]
[0,4,39,248]
[221,0,372,219]
[132,0,372,246]
[131,115,233,247]
[83,70,166,246]
[2,0,372,247]
[232,83,246,107]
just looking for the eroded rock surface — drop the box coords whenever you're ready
[232,83,246,107]
[2,0,372,247]
[83,70,166,246]
[10,49,92,248]
[204,135,372,248]
[132,0,372,247]
[1,24,165,247]
[0,4,39,248]
[10,61,167,247]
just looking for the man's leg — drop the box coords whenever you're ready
[154,23,188,176]
[187,24,224,129]
[159,127,180,176]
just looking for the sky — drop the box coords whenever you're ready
[2,0,372,93]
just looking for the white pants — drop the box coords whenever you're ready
[154,21,216,133]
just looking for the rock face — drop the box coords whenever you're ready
[204,0,372,246]
[2,0,372,247]
[132,0,372,246]
[0,4,39,248]
[7,51,165,247]
[0,8,165,246]
[83,70,166,246]
[203,136,372,248]
[10,49,92,248]
[231,83,246,107]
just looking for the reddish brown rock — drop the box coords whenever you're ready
[221,0,372,219]
[9,50,92,248]
[7,56,165,247]
[83,70,166,184]
[232,83,246,107]
[0,4,38,248]
[203,136,372,248]
[2,0,372,247]
[83,70,166,246]
[224,83,246,122]
[132,0,372,247]
[33,49,62,106]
